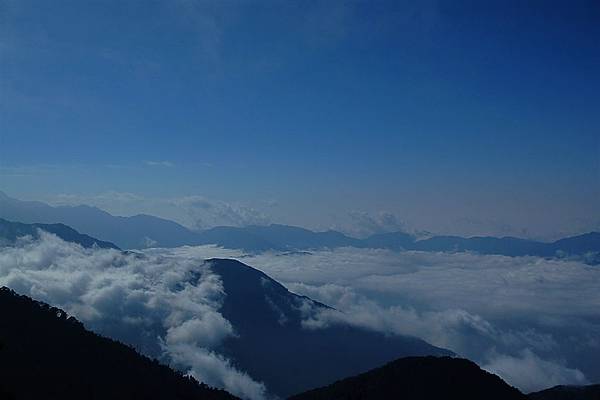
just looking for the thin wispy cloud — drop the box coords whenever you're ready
[145,160,175,167]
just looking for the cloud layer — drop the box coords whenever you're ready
[0,232,267,400]
[2,232,599,394]
[233,247,599,392]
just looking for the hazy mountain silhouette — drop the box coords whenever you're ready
[1,192,598,263]
[203,259,452,398]
[529,385,600,400]
[287,356,527,400]
[200,228,600,264]
[196,224,361,251]
[0,286,237,400]
[0,191,200,249]
[412,234,600,264]
[0,218,119,249]
[360,231,419,250]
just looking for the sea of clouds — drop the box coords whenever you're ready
[1,232,599,397]
[172,245,600,392]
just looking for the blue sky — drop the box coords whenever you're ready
[1,0,599,238]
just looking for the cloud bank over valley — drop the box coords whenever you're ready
[1,232,599,395]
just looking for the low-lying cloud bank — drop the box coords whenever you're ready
[230,248,599,393]
[2,234,599,394]
[0,232,267,400]
[152,244,600,392]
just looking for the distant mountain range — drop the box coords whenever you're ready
[0,218,119,250]
[288,356,600,400]
[0,287,237,400]
[1,191,598,264]
[0,191,200,249]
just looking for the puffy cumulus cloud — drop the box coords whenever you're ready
[483,350,588,393]
[169,345,266,400]
[228,247,600,391]
[48,191,270,231]
[332,211,409,238]
[289,282,500,354]
[166,315,233,348]
[93,243,600,391]
[168,195,270,230]
[0,232,267,400]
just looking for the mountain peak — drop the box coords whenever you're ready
[202,258,451,398]
[289,356,527,400]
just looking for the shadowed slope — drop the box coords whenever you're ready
[0,287,237,400]
[205,259,452,398]
[529,385,600,400]
[288,356,527,400]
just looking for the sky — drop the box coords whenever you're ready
[1,0,599,238]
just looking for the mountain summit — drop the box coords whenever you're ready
[204,259,452,398]
[288,356,527,400]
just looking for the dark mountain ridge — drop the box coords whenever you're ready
[0,286,237,400]
[528,384,600,400]
[2,281,597,400]
[204,259,452,398]
[288,355,600,400]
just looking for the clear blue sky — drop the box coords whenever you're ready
[1,0,599,238]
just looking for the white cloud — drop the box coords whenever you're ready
[169,195,270,230]
[229,247,600,391]
[145,160,175,167]
[0,232,267,400]
[483,349,588,393]
[150,245,600,392]
[168,345,266,400]
[2,232,599,394]
[331,211,409,238]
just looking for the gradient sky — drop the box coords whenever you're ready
[1,0,599,238]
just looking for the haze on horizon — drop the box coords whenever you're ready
[1,0,599,239]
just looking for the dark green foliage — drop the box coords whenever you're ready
[0,287,237,400]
